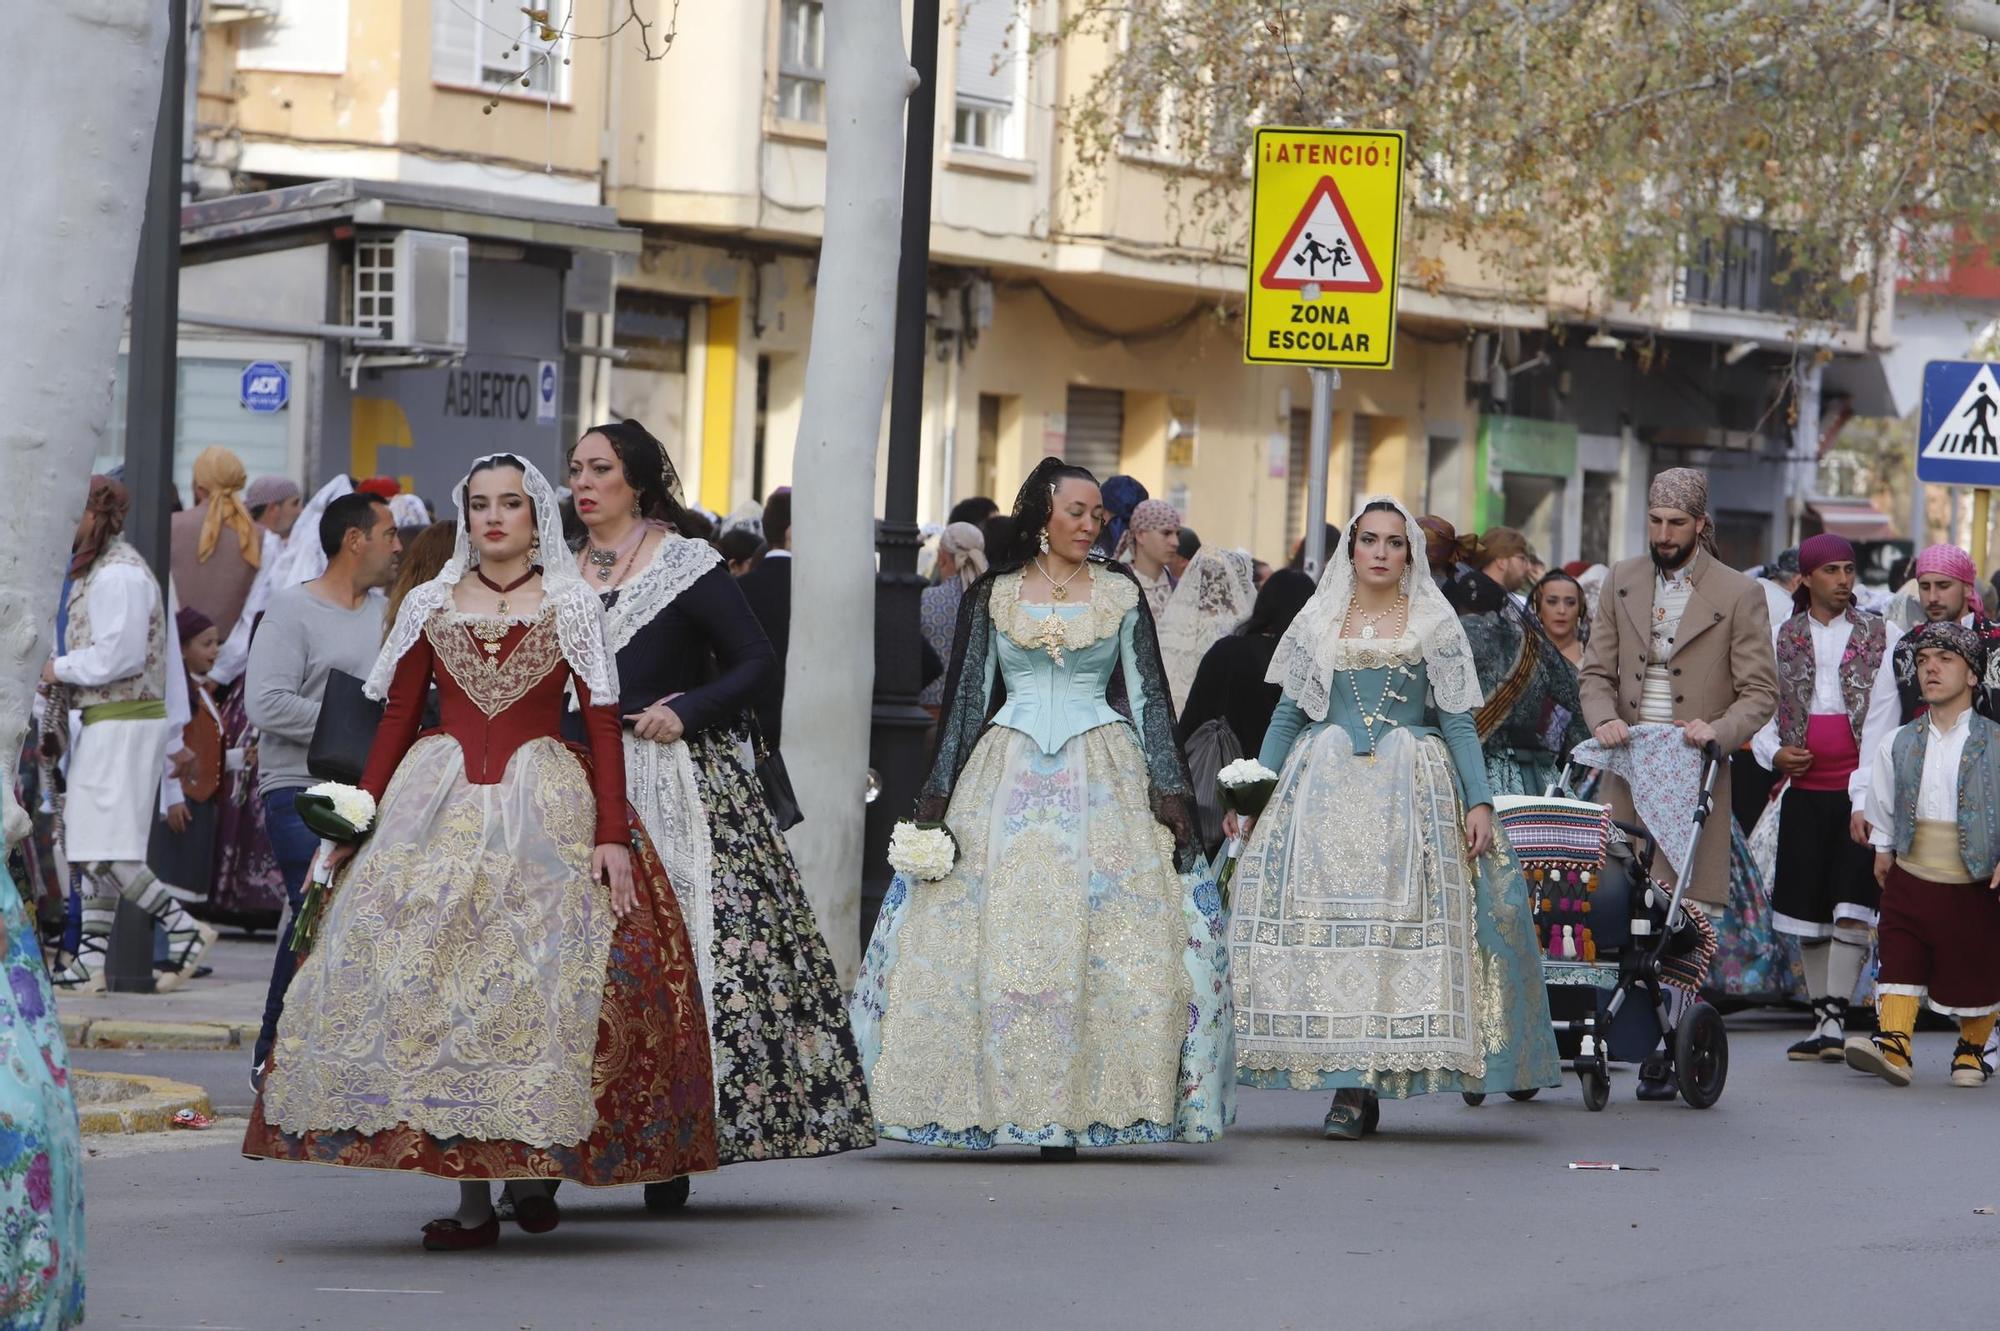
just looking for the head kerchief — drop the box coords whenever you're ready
[193,447,261,568]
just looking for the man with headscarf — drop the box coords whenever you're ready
[1579,467,1778,1099]
[1759,546,1802,644]
[246,476,304,547]
[1095,474,1149,558]
[171,447,267,686]
[1749,533,1900,1062]
[40,477,218,990]
[1117,498,1182,620]
[1890,543,2000,724]
[1847,621,2000,1088]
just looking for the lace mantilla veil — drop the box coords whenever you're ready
[1266,494,1483,722]
[362,453,618,702]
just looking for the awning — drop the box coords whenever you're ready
[1806,497,1896,541]
[180,178,640,256]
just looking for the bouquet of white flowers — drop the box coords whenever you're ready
[887,821,958,882]
[290,782,378,953]
[1214,759,1279,907]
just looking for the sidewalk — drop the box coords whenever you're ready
[55,934,272,1050]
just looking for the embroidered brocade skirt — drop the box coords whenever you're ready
[625,725,874,1165]
[1232,725,1560,1098]
[851,723,1233,1148]
[241,734,718,1183]
[0,860,85,1331]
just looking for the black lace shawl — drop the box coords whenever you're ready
[915,554,1203,871]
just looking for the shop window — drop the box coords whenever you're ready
[432,0,571,100]
[777,0,827,123]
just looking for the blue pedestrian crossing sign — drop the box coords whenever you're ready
[1918,360,2000,484]
[239,361,290,414]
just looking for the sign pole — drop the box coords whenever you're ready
[1303,367,1339,579]
[1974,488,1992,581]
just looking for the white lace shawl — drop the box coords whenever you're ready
[598,531,724,654]
[1157,547,1257,708]
[1266,494,1483,722]
[361,454,618,703]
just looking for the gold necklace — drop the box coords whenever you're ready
[1034,557,1088,602]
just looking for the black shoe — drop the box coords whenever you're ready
[644,1176,692,1212]
[1635,1055,1678,1102]
[1039,1145,1078,1160]
[1788,1034,1840,1061]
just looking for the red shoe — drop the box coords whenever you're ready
[514,1193,561,1235]
[421,1216,500,1252]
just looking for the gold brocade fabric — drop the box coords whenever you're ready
[428,608,565,718]
[1231,725,1486,1080]
[262,733,614,1146]
[868,724,1191,1134]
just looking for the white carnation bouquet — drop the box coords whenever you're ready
[1214,758,1279,906]
[290,782,378,953]
[888,820,958,882]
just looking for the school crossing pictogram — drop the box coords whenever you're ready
[1259,177,1384,293]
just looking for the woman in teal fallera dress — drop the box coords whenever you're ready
[1231,498,1559,1138]
[0,845,85,1327]
[851,460,1232,1153]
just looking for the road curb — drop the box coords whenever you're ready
[75,1071,216,1135]
[61,1014,252,1051]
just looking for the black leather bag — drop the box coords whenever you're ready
[306,669,383,786]
[747,716,803,831]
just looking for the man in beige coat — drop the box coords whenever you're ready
[1580,469,1777,1096]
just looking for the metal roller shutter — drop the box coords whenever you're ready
[1063,385,1124,480]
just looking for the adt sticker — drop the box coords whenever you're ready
[536,360,558,424]
[240,361,290,414]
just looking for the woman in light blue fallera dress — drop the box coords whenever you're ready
[852,459,1232,1153]
[1231,498,1559,1139]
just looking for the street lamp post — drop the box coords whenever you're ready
[108,0,188,993]
[861,0,943,944]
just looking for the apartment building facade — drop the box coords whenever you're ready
[172,0,1900,565]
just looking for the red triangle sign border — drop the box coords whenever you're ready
[1259,175,1384,293]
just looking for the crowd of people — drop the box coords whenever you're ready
[7,429,2000,1308]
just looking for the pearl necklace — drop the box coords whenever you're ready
[1347,595,1408,641]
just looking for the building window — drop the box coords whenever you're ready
[433,0,571,100]
[777,0,826,123]
[952,0,1024,155]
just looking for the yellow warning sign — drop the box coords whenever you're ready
[1243,127,1405,369]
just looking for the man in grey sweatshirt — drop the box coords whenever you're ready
[243,491,400,1084]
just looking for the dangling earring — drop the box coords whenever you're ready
[631,497,643,518]
[528,537,542,567]
[1038,528,1051,556]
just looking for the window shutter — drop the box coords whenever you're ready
[431,0,481,85]
[954,0,1018,106]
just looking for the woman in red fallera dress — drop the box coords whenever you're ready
[241,454,717,1251]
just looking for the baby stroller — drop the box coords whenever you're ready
[1487,741,1728,1111]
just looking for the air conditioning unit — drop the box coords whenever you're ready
[354,230,469,354]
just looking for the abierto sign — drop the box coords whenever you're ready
[1244,127,1405,369]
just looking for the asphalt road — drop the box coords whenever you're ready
[81,1014,1998,1331]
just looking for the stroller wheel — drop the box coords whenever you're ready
[1580,1068,1611,1112]
[1461,1092,1486,1106]
[1505,1089,1539,1102]
[1674,1001,1729,1109]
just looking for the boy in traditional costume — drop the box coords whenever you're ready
[1751,533,1900,1061]
[1847,622,2000,1088]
